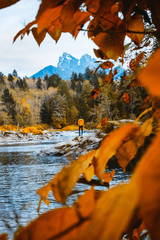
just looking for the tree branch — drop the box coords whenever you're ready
[78,28,158,35]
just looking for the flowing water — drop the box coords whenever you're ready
[0,131,130,238]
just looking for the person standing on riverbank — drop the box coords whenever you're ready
[78,118,84,136]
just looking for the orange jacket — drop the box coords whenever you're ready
[78,118,84,126]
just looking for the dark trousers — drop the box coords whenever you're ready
[79,126,83,136]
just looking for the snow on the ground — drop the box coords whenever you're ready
[37,130,104,158]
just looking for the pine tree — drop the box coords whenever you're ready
[1,88,16,123]
[12,69,18,78]
[8,73,14,88]
[0,72,5,85]
[36,77,42,90]
[70,72,78,90]
[40,101,52,125]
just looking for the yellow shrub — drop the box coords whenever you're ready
[21,126,43,135]
[0,125,18,132]
[97,123,102,129]
[61,125,79,131]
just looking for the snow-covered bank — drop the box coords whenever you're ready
[37,130,106,159]
[0,129,106,157]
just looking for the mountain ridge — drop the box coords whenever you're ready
[30,52,124,80]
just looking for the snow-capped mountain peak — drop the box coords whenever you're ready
[30,52,123,80]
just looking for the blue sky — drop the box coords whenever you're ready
[0,0,97,78]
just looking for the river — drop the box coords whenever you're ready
[0,130,130,238]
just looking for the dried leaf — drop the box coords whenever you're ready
[60,0,83,23]
[90,88,101,99]
[103,169,115,183]
[0,0,20,9]
[113,68,118,75]
[37,5,62,34]
[0,233,8,240]
[83,164,94,182]
[93,49,108,60]
[62,11,90,38]
[77,181,139,240]
[93,30,125,60]
[36,174,59,211]
[135,117,153,147]
[93,124,139,179]
[135,52,145,65]
[130,52,145,71]
[36,0,65,21]
[100,61,114,69]
[47,18,62,42]
[14,207,90,240]
[127,13,144,46]
[140,95,152,109]
[129,81,136,89]
[52,150,96,203]
[116,140,137,171]
[134,133,160,240]
[129,59,137,71]
[32,28,46,46]
[13,20,37,43]
[103,70,113,84]
[101,116,107,126]
[75,187,95,218]
[122,92,130,104]
[85,0,101,13]
[138,48,160,97]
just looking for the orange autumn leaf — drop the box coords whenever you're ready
[60,0,84,23]
[101,116,107,126]
[77,181,139,240]
[116,140,137,171]
[75,187,95,219]
[113,68,118,75]
[93,30,125,60]
[83,164,94,182]
[131,222,146,240]
[129,59,136,71]
[130,52,145,71]
[47,18,62,42]
[37,5,62,34]
[135,117,153,147]
[0,233,8,240]
[36,0,64,20]
[93,124,139,179]
[129,81,135,89]
[32,28,46,46]
[127,13,144,46]
[14,207,90,240]
[100,61,114,69]
[85,0,100,13]
[90,88,101,99]
[93,49,108,60]
[103,169,115,183]
[140,95,152,109]
[111,2,121,14]
[62,11,90,38]
[122,92,130,104]
[103,70,113,84]
[0,0,20,9]
[133,133,160,240]
[37,150,96,204]
[138,48,160,97]
[135,52,145,65]
[13,20,37,43]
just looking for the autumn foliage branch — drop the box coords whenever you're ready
[1,0,160,240]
